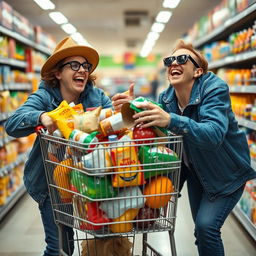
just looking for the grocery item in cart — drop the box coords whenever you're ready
[99,112,127,137]
[80,145,112,174]
[74,106,101,133]
[132,124,156,144]
[70,169,117,199]
[143,176,174,209]
[135,206,160,228]
[73,196,110,230]
[69,129,99,153]
[139,145,179,179]
[53,158,74,203]
[99,186,145,219]
[111,143,144,187]
[110,208,139,233]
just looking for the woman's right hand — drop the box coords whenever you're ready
[111,83,135,112]
[40,113,57,134]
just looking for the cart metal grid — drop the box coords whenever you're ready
[38,129,182,256]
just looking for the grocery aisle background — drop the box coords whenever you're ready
[0,186,255,256]
[1,0,256,255]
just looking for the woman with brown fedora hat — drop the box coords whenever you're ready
[5,36,112,256]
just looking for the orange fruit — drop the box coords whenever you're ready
[53,158,73,202]
[143,176,173,208]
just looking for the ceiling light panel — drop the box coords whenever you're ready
[61,23,77,34]
[151,22,165,33]
[49,12,68,24]
[162,0,181,9]
[33,0,55,10]
[156,11,172,23]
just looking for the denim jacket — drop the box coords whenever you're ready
[159,72,256,200]
[4,81,112,203]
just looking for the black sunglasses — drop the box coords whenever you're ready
[60,61,93,72]
[163,54,200,68]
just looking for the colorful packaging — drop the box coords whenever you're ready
[69,129,99,153]
[73,196,110,230]
[99,186,145,219]
[111,144,144,187]
[139,145,179,179]
[99,112,127,137]
[73,106,101,133]
[80,145,112,175]
[70,170,117,199]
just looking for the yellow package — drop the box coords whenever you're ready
[48,102,77,139]
[72,103,84,114]
[111,144,144,187]
[74,106,102,133]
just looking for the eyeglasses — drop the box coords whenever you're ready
[60,61,93,72]
[163,54,200,68]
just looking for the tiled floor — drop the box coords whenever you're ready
[0,187,255,256]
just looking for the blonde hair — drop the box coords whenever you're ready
[171,39,208,74]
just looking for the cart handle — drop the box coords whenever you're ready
[35,125,46,134]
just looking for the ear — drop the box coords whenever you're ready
[193,68,203,78]
[55,71,61,79]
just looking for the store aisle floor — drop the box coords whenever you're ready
[0,186,255,256]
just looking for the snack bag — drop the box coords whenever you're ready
[70,170,117,199]
[48,100,77,138]
[111,143,144,187]
[139,145,179,179]
[73,106,102,133]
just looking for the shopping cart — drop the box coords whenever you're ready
[37,126,182,256]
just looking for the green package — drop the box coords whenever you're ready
[130,97,168,136]
[139,145,179,179]
[70,170,117,199]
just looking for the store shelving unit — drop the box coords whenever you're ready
[0,21,50,221]
[192,2,256,241]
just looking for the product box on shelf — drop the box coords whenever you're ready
[0,1,13,30]
[34,25,56,50]
[12,10,35,40]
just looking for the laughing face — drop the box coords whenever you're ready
[167,49,201,88]
[55,56,90,103]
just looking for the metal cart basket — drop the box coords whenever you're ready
[37,128,182,256]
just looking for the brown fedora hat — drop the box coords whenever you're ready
[41,36,99,77]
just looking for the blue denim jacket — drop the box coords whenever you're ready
[159,72,256,200]
[4,81,112,203]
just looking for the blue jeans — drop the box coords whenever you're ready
[186,171,244,256]
[38,196,74,256]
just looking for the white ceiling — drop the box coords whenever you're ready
[6,0,221,57]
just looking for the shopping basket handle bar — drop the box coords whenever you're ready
[35,125,46,134]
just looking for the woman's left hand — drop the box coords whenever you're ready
[133,102,171,128]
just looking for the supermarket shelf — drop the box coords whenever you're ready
[0,184,26,222]
[233,205,256,241]
[208,50,256,69]
[0,112,13,122]
[0,151,29,176]
[194,3,256,48]
[0,24,51,55]
[229,86,256,94]
[0,57,27,68]
[236,117,256,130]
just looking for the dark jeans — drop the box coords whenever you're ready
[39,196,74,256]
[187,171,244,256]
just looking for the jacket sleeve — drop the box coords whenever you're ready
[167,82,231,149]
[4,89,50,138]
[100,89,112,109]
